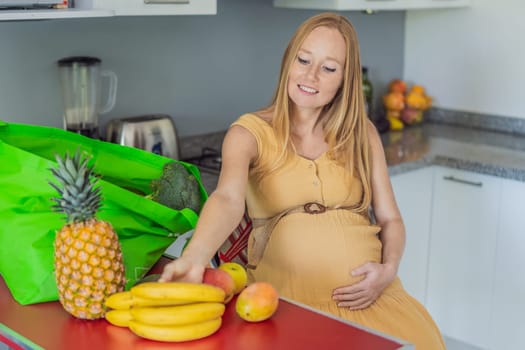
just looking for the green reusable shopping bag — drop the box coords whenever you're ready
[0,120,208,305]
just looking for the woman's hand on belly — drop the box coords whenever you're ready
[331,261,396,310]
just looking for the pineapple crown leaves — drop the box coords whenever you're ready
[49,150,102,223]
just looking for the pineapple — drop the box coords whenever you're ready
[49,151,125,319]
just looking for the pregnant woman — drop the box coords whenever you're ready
[160,12,445,349]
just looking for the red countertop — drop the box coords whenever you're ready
[0,257,410,350]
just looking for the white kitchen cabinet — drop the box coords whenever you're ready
[489,178,525,350]
[406,0,470,10]
[273,0,470,11]
[426,166,501,349]
[0,7,113,21]
[0,0,216,21]
[391,166,434,305]
[75,0,216,16]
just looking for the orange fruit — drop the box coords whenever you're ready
[235,282,279,322]
[410,84,426,95]
[406,92,427,109]
[383,92,405,111]
[388,79,407,94]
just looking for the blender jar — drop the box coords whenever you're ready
[57,56,117,138]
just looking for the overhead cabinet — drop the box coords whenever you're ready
[75,0,216,16]
[0,7,112,20]
[0,0,216,20]
[273,0,470,11]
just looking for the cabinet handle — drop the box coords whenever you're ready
[144,0,189,4]
[443,175,483,187]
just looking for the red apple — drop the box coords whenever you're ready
[203,267,236,303]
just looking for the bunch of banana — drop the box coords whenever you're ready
[104,282,226,342]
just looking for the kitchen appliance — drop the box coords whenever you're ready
[105,114,180,160]
[57,56,117,139]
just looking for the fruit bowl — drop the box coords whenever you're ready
[383,80,432,130]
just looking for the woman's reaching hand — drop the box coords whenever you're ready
[158,256,206,283]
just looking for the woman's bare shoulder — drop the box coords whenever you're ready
[366,119,381,145]
[223,124,258,159]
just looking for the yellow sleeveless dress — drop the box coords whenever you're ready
[232,113,445,350]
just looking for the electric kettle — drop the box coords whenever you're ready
[105,114,181,160]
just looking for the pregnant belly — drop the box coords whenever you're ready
[251,211,382,303]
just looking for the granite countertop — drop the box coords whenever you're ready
[190,121,525,194]
[383,122,525,182]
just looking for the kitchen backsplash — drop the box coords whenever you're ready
[0,0,405,137]
[180,108,525,161]
[427,108,525,136]
[179,108,525,195]
[179,130,226,159]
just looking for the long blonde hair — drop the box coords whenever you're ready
[257,12,372,212]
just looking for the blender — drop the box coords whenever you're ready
[57,56,117,139]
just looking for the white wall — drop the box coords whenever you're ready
[0,1,405,137]
[404,0,525,119]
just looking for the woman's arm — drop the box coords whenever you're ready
[332,120,406,309]
[159,124,257,282]
[367,120,406,275]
